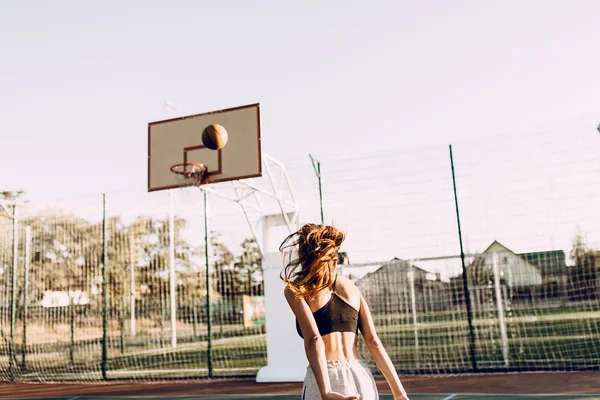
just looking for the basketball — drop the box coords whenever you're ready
[202,124,229,150]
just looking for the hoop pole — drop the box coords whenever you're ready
[449,144,477,372]
[203,190,213,378]
[309,154,324,225]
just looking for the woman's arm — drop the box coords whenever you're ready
[358,294,409,400]
[284,287,357,400]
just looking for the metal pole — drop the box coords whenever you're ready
[101,193,108,380]
[309,154,324,225]
[169,190,177,348]
[203,190,213,377]
[129,228,136,336]
[9,204,19,379]
[120,293,125,354]
[449,144,478,372]
[492,252,510,367]
[192,296,198,340]
[22,226,31,370]
[407,269,419,368]
[70,297,75,364]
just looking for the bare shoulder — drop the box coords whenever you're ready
[283,285,297,302]
[334,275,361,308]
[335,275,359,291]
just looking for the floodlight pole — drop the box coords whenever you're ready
[309,154,324,225]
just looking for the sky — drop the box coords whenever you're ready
[1,0,600,276]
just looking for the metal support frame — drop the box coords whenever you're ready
[201,153,300,256]
[0,200,14,219]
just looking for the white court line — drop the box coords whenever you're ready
[442,395,457,400]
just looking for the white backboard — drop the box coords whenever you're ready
[148,103,261,192]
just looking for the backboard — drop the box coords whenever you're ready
[148,103,261,192]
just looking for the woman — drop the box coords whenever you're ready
[281,224,409,400]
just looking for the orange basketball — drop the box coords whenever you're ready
[201,124,228,150]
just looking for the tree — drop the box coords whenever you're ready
[569,233,598,300]
[23,212,96,302]
[570,233,588,263]
[235,238,263,296]
[0,190,25,202]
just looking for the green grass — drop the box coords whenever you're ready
[7,304,600,381]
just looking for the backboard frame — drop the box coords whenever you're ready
[147,103,262,192]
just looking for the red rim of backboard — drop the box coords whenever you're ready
[148,103,261,192]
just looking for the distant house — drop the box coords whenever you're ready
[355,258,450,314]
[519,250,567,299]
[40,290,90,308]
[449,241,566,305]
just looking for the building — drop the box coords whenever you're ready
[355,258,450,314]
[519,250,567,299]
[450,241,564,306]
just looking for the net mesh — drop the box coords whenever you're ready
[170,163,208,188]
[0,121,599,382]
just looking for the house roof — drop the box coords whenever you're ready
[355,258,430,282]
[518,250,566,275]
[463,241,566,277]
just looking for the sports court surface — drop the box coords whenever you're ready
[3,371,600,399]
[8,396,600,400]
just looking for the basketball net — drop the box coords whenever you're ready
[170,163,208,188]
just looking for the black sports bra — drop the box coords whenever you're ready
[295,280,360,339]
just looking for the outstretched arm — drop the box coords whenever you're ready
[358,294,409,400]
[284,287,358,400]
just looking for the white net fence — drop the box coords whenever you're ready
[0,121,599,381]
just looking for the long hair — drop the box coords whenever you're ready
[280,223,346,298]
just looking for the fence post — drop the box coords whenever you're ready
[129,228,136,336]
[407,269,420,368]
[449,144,478,372]
[70,297,75,364]
[169,190,177,348]
[192,296,198,340]
[9,204,19,380]
[120,293,125,354]
[101,193,108,380]
[203,189,213,377]
[492,252,510,367]
[22,226,31,370]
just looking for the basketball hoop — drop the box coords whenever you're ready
[170,163,208,187]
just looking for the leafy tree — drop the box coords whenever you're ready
[569,233,598,300]
[234,238,263,296]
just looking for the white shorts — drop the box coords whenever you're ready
[302,359,379,400]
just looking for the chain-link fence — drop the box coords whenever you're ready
[1,123,599,381]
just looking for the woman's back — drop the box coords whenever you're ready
[281,223,409,399]
[300,276,363,361]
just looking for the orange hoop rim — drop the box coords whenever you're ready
[170,162,207,176]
